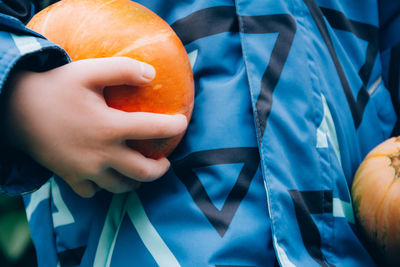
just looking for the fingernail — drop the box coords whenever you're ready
[175,114,188,125]
[141,63,156,81]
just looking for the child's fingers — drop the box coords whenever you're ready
[92,169,140,194]
[76,57,156,89]
[69,180,99,198]
[107,111,188,140]
[109,146,171,182]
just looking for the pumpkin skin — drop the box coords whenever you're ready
[27,0,194,159]
[352,137,400,266]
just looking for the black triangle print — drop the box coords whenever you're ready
[172,147,260,237]
[58,246,86,266]
[172,9,296,139]
[305,0,379,128]
[193,162,244,211]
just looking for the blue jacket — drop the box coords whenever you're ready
[1,0,399,266]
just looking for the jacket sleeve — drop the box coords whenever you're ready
[0,0,69,196]
[379,0,400,135]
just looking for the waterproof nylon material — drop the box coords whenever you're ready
[0,0,395,266]
[95,24,274,265]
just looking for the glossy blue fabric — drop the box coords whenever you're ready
[0,0,399,266]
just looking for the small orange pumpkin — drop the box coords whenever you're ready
[27,0,194,159]
[352,137,400,266]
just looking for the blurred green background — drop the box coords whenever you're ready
[0,194,37,267]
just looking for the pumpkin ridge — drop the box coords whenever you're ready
[389,152,400,180]
[112,31,173,57]
[38,4,58,34]
[366,153,393,159]
[374,178,397,247]
[69,0,119,45]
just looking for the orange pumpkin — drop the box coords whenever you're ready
[27,0,194,159]
[352,137,400,266]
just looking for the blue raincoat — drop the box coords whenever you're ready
[0,0,399,266]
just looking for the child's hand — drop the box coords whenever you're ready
[3,57,188,198]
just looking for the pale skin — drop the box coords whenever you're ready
[2,57,188,198]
